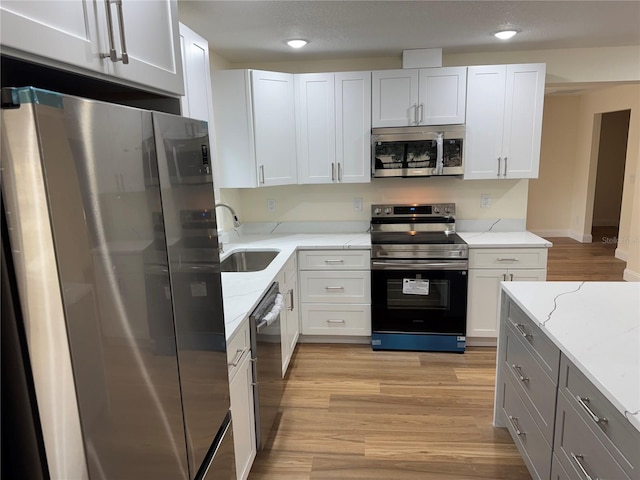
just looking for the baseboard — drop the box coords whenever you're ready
[569,231,593,243]
[466,337,498,347]
[615,248,628,261]
[298,334,371,345]
[529,229,570,238]
[623,268,640,282]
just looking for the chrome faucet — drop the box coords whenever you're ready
[214,203,241,228]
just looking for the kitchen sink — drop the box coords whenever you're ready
[220,250,279,272]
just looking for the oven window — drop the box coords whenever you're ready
[387,278,449,310]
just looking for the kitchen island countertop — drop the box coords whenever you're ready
[500,281,640,433]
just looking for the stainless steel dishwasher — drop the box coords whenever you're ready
[249,282,284,451]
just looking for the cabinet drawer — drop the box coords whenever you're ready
[559,355,640,476]
[500,375,552,480]
[227,321,251,378]
[298,249,370,270]
[469,248,547,269]
[550,454,571,480]
[555,391,631,480]
[299,271,370,303]
[504,323,557,443]
[505,298,560,380]
[301,304,371,336]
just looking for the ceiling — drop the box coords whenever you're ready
[177,1,640,64]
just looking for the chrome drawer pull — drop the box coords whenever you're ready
[325,286,345,290]
[514,323,532,339]
[324,259,345,264]
[227,348,245,367]
[508,416,525,436]
[570,453,595,480]
[511,364,529,382]
[577,396,608,426]
[497,257,519,262]
[326,319,346,324]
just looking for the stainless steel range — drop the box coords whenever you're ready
[370,203,468,352]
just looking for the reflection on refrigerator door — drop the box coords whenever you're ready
[0,87,234,479]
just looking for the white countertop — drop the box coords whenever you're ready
[220,233,370,341]
[501,281,640,432]
[459,231,552,248]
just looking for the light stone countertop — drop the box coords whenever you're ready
[459,231,552,248]
[501,281,640,433]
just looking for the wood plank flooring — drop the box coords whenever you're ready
[248,233,625,479]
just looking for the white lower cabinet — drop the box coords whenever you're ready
[279,254,299,376]
[227,322,255,480]
[298,249,371,337]
[467,248,547,343]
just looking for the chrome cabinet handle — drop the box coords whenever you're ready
[337,162,342,182]
[509,273,514,281]
[577,396,608,426]
[502,274,506,281]
[508,416,524,436]
[412,104,418,125]
[570,453,594,480]
[331,162,335,182]
[503,156,508,177]
[497,257,519,262]
[326,319,346,324]
[514,323,532,339]
[325,286,344,290]
[511,364,529,382]
[324,259,344,264]
[114,0,129,64]
[497,157,502,177]
[259,165,265,184]
[417,103,424,124]
[288,289,294,312]
[101,0,118,62]
[227,348,245,367]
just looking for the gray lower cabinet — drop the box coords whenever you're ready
[496,293,640,480]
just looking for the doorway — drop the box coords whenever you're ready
[591,109,630,248]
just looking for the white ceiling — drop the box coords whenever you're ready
[177,1,640,64]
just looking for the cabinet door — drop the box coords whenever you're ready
[335,71,372,183]
[282,279,299,375]
[0,0,106,73]
[372,69,419,127]
[229,352,256,480]
[464,65,507,179]
[417,67,467,125]
[502,64,546,179]
[251,70,297,186]
[179,23,213,122]
[295,73,336,184]
[107,0,184,95]
[467,269,504,338]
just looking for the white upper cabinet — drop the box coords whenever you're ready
[296,71,371,184]
[0,0,184,96]
[372,67,466,127]
[464,63,546,179]
[211,69,297,188]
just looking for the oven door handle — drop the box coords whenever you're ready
[371,260,468,270]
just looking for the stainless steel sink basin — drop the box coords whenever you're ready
[220,250,279,272]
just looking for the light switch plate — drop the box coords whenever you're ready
[354,198,363,212]
[481,194,491,208]
[267,199,276,212]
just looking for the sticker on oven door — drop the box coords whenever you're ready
[191,281,207,297]
[402,278,429,295]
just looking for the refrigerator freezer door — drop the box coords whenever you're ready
[152,112,233,477]
[1,88,190,479]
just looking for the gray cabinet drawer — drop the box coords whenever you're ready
[559,355,640,478]
[505,299,560,380]
[550,454,572,480]
[555,391,632,480]
[504,322,557,444]
[500,375,552,480]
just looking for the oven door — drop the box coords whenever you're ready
[371,260,467,336]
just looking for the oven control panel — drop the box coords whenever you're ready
[371,203,455,217]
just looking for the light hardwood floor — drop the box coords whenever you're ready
[248,234,625,479]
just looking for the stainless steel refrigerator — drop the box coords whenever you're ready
[0,87,235,480]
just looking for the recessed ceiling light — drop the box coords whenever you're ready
[494,30,518,40]
[286,39,309,49]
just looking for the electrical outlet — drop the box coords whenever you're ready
[480,194,491,208]
[267,199,276,212]
[354,198,363,212]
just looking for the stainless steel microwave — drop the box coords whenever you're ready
[371,125,465,178]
